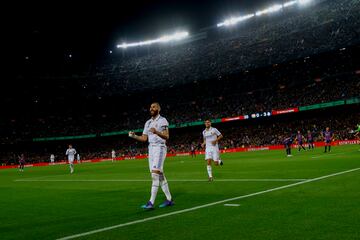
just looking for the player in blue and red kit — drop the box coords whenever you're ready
[322,127,333,153]
[283,136,293,157]
[190,143,196,158]
[18,154,25,172]
[296,131,306,151]
[307,130,315,150]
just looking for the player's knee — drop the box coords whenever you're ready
[152,169,161,174]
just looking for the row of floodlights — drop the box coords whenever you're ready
[116,0,312,49]
[217,0,312,27]
[117,31,189,49]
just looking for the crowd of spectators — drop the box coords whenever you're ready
[1,105,358,165]
[89,0,360,95]
[2,47,359,142]
[1,0,360,164]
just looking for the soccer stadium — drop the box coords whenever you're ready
[1,0,360,239]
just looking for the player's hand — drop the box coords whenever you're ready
[211,140,217,145]
[149,128,157,134]
[128,131,136,138]
[201,143,205,148]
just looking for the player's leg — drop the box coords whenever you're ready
[158,147,174,208]
[205,150,213,181]
[142,146,159,209]
[207,159,213,181]
[213,149,222,166]
[328,143,331,152]
[288,146,292,156]
[158,147,172,201]
[301,143,306,151]
[324,142,327,153]
[69,160,74,173]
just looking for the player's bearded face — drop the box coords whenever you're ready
[150,105,159,117]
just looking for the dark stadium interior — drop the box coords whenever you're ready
[1,0,360,164]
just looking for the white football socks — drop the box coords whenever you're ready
[150,173,160,204]
[160,174,172,201]
[207,165,213,178]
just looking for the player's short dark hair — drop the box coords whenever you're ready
[151,102,161,108]
[204,119,211,122]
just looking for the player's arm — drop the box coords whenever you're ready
[129,132,148,142]
[212,134,223,145]
[201,138,206,148]
[150,127,169,140]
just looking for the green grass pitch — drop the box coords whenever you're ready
[1,145,359,240]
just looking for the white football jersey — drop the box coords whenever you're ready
[66,148,77,160]
[111,150,116,158]
[203,127,221,150]
[143,115,169,145]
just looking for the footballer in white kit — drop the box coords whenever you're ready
[201,119,223,181]
[129,102,174,210]
[50,154,55,163]
[65,144,76,174]
[111,149,116,162]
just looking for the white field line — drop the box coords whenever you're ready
[224,204,241,207]
[14,178,308,182]
[311,152,346,159]
[56,167,360,240]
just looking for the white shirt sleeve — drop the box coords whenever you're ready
[214,128,222,136]
[143,121,150,135]
[160,118,169,131]
[66,149,69,155]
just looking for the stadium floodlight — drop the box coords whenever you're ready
[217,0,314,28]
[283,0,297,8]
[298,0,312,5]
[117,31,189,49]
[217,14,255,27]
[255,4,283,16]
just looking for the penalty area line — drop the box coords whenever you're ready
[56,167,360,240]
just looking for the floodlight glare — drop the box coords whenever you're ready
[217,0,313,28]
[217,14,255,27]
[256,4,283,16]
[117,31,189,49]
[283,0,297,8]
[298,0,312,5]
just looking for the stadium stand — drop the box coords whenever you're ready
[1,0,359,165]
